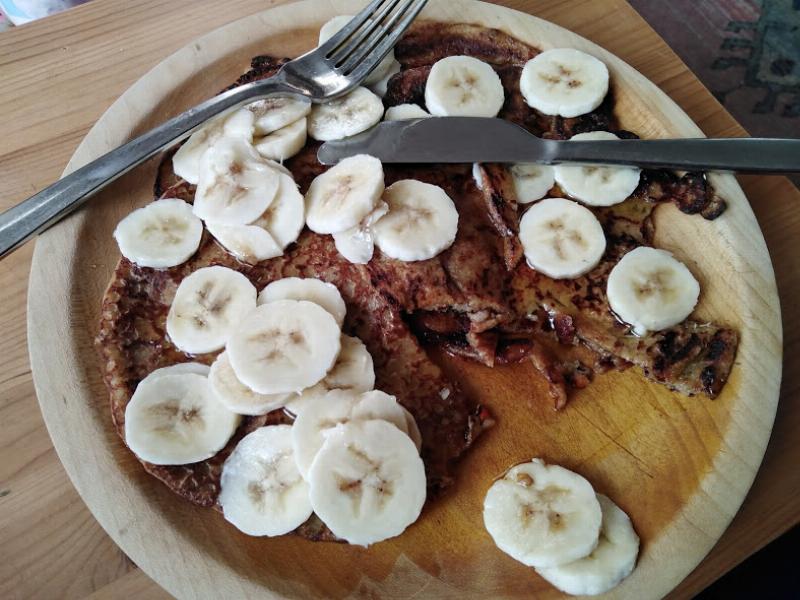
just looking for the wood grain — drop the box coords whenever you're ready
[0,0,796,599]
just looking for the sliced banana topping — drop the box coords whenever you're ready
[373,179,459,262]
[254,117,307,161]
[291,388,409,478]
[206,221,282,264]
[193,138,281,225]
[257,277,347,327]
[166,266,257,354]
[219,425,313,536]
[227,299,341,395]
[519,197,606,279]
[554,131,641,206]
[262,157,293,177]
[307,86,384,141]
[323,335,375,392]
[510,164,555,204]
[283,335,376,416]
[308,419,426,546]
[384,103,432,121]
[209,352,290,415]
[124,372,240,465]
[319,15,396,86]
[113,198,203,268]
[424,55,505,117]
[537,494,640,596]
[252,173,305,250]
[172,108,254,185]
[520,48,609,118]
[483,458,603,568]
[305,154,384,234]
[606,246,700,335]
[369,59,402,98]
[332,201,389,264]
[207,172,304,263]
[282,383,328,418]
[246,96,311,136]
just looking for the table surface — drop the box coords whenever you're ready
[0,0,797,598]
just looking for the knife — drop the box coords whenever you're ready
[317,117,800,173]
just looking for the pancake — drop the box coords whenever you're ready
[96,21,738,540]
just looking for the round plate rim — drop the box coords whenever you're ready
[26,1,783,598]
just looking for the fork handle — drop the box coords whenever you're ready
[0,78,292,259]
[548,137,800,172]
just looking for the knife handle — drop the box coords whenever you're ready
[548,137,800,173]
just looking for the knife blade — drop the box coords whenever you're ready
[316,117,550,165]
[316,116,800,173]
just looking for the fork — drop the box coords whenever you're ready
[0,0,428,259]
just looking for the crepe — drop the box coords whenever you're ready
[96,22,737,539]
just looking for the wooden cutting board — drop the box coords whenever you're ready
[1,1,792,590]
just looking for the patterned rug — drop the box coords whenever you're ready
[629,0,800,139]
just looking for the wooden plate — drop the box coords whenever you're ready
[27,0,782,597]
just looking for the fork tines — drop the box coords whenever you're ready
[321,0,428,79]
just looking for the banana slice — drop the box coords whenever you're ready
[246,97,311,136]
[252,173,305,250]
[146,362,210,379]
[384,103,431,121]
[424,55,505,117]
[401,406,422,453]
[323,334,375,392]
[332,201,389,264]
[307,87,384,141]
[520,48,609,118]
[206,221,283,264]
[519,197,606,279]
[124,372,240,465]
[172,108,254,184]
[554,132,641,206]
[172,110,253,185]
[606,246,700,335]
[257,277,347,327]
[114,198,203,268]
[483,458,603,568]
[263,158,293,177]
[227,299,341,395]
[372,179,459,262]
[193,138,281,225]
[319,15,396,86]
[282,383,328,418]
[166,265,257,354]
[219,424,313,536]
[254,117,307,161]
[537,494,640,596]
[369,59,402,98]
[209,352,290,415]
[283,335,375,416]
[308,419,426,546]
[291,388,409,478]
[305,154,384,234]
[510,164,555,204]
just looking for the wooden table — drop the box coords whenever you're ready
[0,0,797,598]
